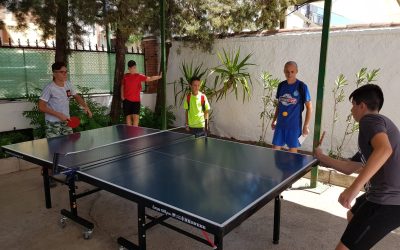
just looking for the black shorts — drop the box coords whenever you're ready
[341,193,400,249]
[123,100,140,116]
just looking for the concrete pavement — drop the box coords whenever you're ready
[1,166,399,250]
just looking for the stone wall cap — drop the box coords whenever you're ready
[172,22,400,40]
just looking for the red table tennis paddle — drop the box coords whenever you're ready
[67,116,80,128]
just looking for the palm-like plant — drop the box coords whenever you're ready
[173,61,212,107]
[209,48,254,102]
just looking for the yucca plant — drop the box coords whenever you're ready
[173,61,212,107]
[209,48,254,102]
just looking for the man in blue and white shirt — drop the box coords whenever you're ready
[271,61,312,153]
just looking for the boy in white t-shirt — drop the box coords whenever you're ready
[38,62,92,186]
[39,62,92,138]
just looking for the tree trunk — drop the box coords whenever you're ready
[55,0,69,63]
[109,28,127,124]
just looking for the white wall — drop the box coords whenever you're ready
[141,93,157,111]
[0,100,33,131]
[166,27,400,157]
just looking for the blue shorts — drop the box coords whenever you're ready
[272,128,301,148]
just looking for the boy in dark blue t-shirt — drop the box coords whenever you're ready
[271,61,312,153]
[315,84,400,249]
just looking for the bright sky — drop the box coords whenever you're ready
[312,0,400,24]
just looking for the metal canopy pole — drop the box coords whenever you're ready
[160,0,167,130]
[310,0,332,188]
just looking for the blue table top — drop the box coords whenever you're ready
[2,125,158,165]
[2,125,317,227]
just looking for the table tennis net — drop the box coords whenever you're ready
[54,130,193,172]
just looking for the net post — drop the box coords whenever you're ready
[52,153,60,175]
[205,119,209,138]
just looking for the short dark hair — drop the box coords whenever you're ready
[52,62,66,71]
[127,60,136,68]
[349,84,384,111]
[189,76,201,85]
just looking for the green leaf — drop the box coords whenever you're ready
[210,48,255,103]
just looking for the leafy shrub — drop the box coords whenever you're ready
[139,105,176,129]
[22,88,46,138]
[70,86,110,132]
[329,68,379,158]
[22,85,111,138]
[258,72,280,145]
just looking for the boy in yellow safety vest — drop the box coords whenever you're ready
[184,77,210,137]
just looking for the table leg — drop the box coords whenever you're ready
[214,232,223,249]
[60,178,94,237]
[117,204,146,249]
[273,195,281,244]
[68,178,78,216]
[42,166,52,208]
[138,204,146,249]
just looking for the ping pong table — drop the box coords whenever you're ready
[2,124,318,249]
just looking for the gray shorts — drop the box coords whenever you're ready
[189,127,206,138]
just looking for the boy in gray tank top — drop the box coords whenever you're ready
[315,84,400,250]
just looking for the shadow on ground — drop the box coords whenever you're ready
[1,168,399,250]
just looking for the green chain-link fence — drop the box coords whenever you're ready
[0,47,144,99]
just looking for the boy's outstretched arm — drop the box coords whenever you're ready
[204,110,209,120]
[339,132,392,209]
[314,147,363,175]
[146,74,162,82]
[73,94,93,118]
